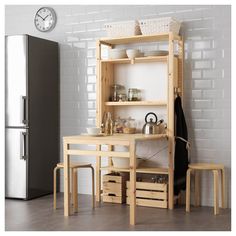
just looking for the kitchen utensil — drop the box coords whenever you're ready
[142,112,164,135]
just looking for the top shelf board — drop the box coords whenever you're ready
[99,33,181,46]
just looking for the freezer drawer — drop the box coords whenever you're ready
[5,128,28,199]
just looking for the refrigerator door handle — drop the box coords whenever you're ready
[20,131,28,160]
[21,96,28,125]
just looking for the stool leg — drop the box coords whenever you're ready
[91,166,95,208]
[70,167,73,205]
[221,168,226,208]
[53,167,59,210]
[194,170,201,207]
[186,168,192,212]
[213,170,219,215]
[72,168,78,213]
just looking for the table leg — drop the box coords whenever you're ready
[221,168,226,208]
[72,169,78,213]
[64,142,70,216]
[91,166,95,208]
[96,144,101,202]
[129,141,136,225]
[213,170,219,215]
[186,168,192,212]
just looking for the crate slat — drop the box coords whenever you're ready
[126,181,167,191]
[126,189,167,200]
[126,197,167,208]
[103,195,123,203]
[103,182,122,195]
[103,174,122,183]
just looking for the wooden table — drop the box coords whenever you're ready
[63,133,167,225]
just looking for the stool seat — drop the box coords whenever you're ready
[189,163,224,170]
[57,162,92,168]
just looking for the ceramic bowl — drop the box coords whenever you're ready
[126,49,140,59]
[109,49,127,59]
[86,127,101,135]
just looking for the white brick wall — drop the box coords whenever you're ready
[5,5,231,207]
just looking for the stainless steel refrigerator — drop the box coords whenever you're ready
[5,35,59,200]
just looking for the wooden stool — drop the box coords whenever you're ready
[53,162,95,211]
[186,163,226,215]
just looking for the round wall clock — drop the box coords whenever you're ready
[34,7,57,32]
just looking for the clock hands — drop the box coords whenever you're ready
[37,13,44,20]
[43,15,49,20]
[37,13,50,21]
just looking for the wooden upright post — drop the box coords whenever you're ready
[96,40,102,127]
[63,142,70,216]
[167,33,175,210]
[96,144,101,202]
[129,141,136,225]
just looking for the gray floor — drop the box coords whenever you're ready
[5,193,231,231]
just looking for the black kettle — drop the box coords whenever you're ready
[142,112,164,135]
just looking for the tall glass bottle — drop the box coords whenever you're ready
[104,112,113,135]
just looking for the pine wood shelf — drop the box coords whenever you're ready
[99,33,181,46]
[105,101,167,106]
[101,56,168,64]
[100,166,169,174]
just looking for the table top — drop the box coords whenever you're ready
[63,133,167,144]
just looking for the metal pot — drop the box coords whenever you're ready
[142,112,164,135]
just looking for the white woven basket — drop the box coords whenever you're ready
[139,17,181,35]
[104,20,141,38]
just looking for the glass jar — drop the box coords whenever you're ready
[111,84,126,102]
[114,116,125,133]
[123,117,137,134]
[128,88,141,101]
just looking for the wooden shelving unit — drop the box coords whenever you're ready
[96,32,184,210]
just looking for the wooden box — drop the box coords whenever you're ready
[102,173,128,204]
[126,181,168,208]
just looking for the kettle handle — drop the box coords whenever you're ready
[145,112,158,123]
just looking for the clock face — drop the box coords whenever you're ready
[34,7,56,32]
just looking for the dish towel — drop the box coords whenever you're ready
[174,96,189,196]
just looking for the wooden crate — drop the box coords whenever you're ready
[126,181,168,208]
[102,173,128,204]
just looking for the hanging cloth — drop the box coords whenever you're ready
[174,96,189,195]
